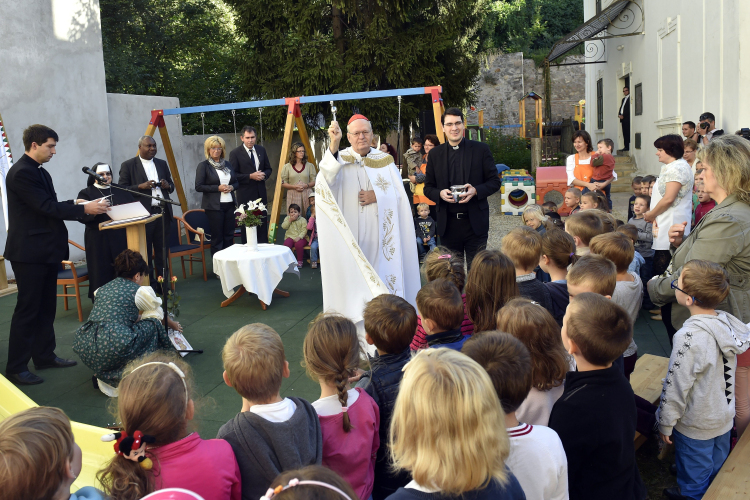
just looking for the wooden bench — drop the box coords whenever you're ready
[629,353,670,449]
[703,424,750,498]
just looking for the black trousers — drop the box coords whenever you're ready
[6,261,58,374]
[145,209,171,286]
[439,214,488,270]
[206,202,236,255]
[240,218,269,244]
[621,118,630,149]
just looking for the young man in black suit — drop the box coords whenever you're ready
[3,124,109,385]
[118,136,175,290]
[228,126,273,243]
[618,87,630,152]
[423,108,501,269]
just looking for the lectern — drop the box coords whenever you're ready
[99,214,161,286]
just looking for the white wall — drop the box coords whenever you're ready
[585,0,750,175]
[0,0,111,278]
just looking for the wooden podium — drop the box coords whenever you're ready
[99,214,161,285]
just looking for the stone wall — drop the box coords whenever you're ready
[466,52,585,129]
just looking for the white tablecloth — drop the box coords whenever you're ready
[213,244,299,304]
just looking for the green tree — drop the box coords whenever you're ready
[225,0,491,141]
[99,0,244,134]
[483,0,584,56]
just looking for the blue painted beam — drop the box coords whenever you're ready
[161,86,438,116]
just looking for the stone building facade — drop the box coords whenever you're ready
[466,52,585,129]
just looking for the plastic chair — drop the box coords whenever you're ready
[57,240,89,322]
[169,217,207,281]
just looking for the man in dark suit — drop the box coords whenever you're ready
[3,124,109,385]
[118,136,175,290]
[618,87,630,151]
[424,108,501,269]
[228,126,273,243]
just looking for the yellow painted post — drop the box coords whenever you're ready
[478,110,484,127]
[519,101,526,138]
[268,101,298,243]
[140,110,188,213]
[294,114,318,174]
[157,123,188,213]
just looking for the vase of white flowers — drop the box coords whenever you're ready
[235,198,267,252]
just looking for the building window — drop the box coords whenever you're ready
[596,78,603,130]
[634,83,643,116]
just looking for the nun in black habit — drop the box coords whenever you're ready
[77,162,135,300]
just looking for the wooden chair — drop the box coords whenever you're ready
[169,216,207,281]
[629,353,670,450]
[182,209,212,252]
[57,240,89,322]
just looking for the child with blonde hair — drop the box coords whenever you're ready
[388,348,525,499]
[565,210,605,255]
[502,227,552,310]
[540,229,578,325]
[462,332,569,500]
[465,250,519,333]
[98,353,241,500]
[219,324,322,500]
[590,232,642,378]
[414,202,436,261]
[522,204,552,235]
[304,314,380,500]
[496,298,573,425]
[411,247,472,350]
[0,406,103,500]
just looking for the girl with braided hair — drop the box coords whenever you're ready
[303,313,380,500]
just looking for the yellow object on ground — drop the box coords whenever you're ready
[0,374,113,490]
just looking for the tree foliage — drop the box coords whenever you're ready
[99,0,244,134]
[483,0,584,55]
[225,0,491,141]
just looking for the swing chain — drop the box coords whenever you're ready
[200,113,205,136]
[397,96,402,168]
[259,108,264,144]
[232,109,237,148]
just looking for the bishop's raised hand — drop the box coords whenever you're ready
[328,120,342,153]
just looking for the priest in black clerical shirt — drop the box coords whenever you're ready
[3,124,109,385]
[423,108,501,269]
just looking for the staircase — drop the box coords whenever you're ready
[610,154,639,193]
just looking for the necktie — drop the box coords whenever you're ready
[248,148,257,169]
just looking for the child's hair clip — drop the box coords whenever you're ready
[102,430,156,470]
[260,478,353,500]
[437,254,451,259]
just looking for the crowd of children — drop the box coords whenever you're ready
[5,143,750,500]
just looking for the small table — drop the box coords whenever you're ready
[213,244,299,309]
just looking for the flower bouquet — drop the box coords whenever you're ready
[157,275,193,357]
[235,198,267,251]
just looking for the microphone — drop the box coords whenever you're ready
[82,166,107,183]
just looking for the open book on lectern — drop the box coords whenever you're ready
[100,201,151,227]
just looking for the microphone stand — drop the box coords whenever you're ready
[95,179,185,349]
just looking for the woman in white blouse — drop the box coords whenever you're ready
[195,136,239,255]
[644,134,694,318]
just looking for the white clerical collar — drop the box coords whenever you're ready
[139,156,155,164]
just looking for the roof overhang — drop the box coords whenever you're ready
[547,0,643,66]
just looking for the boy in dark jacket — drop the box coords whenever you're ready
[357,294,418,500]
[501,227,552,312]
[549,293,646,500]
[218,324,323,500]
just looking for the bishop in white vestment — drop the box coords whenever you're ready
[315,115,420,348]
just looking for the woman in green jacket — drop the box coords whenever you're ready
[648,135,750,344]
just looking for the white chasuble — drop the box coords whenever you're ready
[316,147,420,351]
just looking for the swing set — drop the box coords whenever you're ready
[141,85,445,242]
